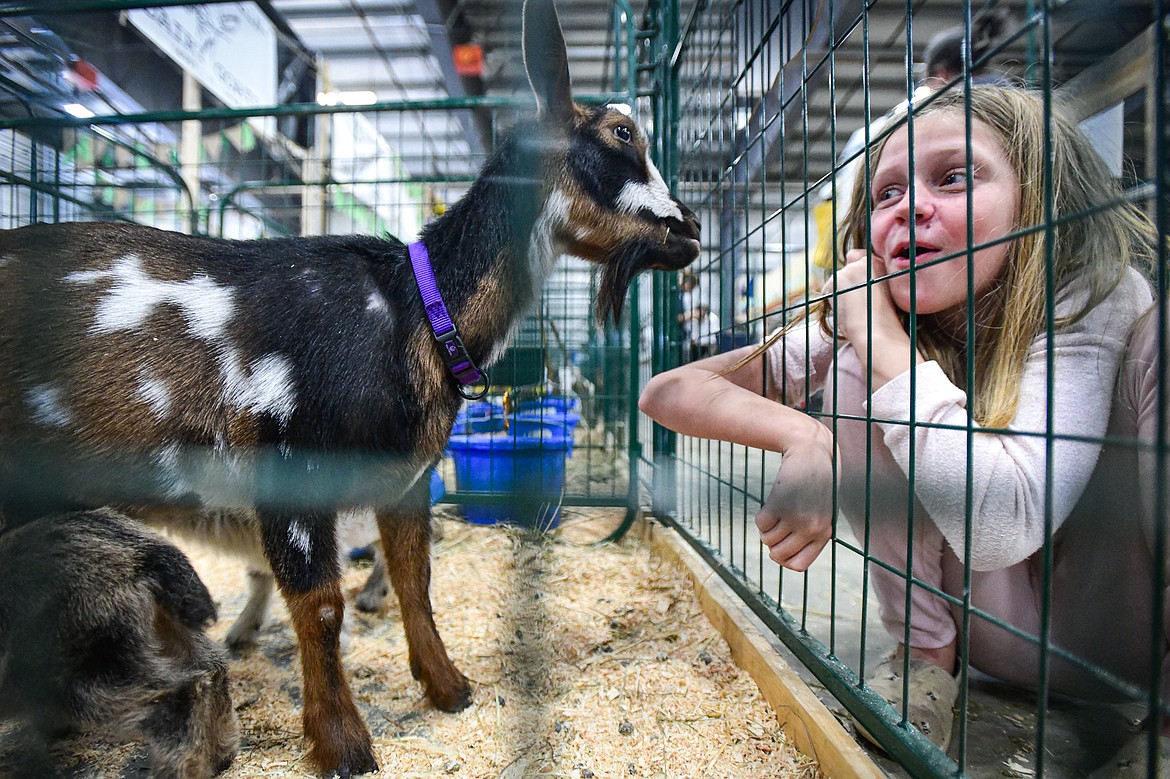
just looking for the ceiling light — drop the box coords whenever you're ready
[63,103,95,118]
[338,91,377,106]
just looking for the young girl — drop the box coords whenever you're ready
[639,85,1162,765]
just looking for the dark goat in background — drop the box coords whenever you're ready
[0,0,700,774]
[0,509,238,778]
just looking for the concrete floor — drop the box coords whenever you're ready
[671,444,1148,778]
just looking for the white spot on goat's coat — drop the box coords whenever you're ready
[151,441,259,506]
[519,188,571,316]
[288,518,313,562]
[136,376,172,417]
[615,151,683,221]
[27,384,71,428]
[153,442,187,499]
[221,353,297,421]
[365,291,389,315]
[66,254,299,425]
[66,255,235,340]
[532,190,569,274]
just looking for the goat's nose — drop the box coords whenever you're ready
[674,199,701,240]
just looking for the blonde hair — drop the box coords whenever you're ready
[751,86,1154,428]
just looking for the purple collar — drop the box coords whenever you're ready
[408,241,489,400]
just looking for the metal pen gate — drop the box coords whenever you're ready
[638,0,1169,777]
[0,0,653,540]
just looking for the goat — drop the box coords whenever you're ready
[0,0,700,774]
[0,509,239,778]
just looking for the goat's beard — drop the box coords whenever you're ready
[595,242,646,325]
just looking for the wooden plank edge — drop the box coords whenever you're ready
[639,516,887,779]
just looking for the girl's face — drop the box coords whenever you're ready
[868,112,1020,321]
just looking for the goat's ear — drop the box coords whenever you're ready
[522,0,574,125]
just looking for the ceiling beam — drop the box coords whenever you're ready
[274,0,413,19]
[414,0,493,153]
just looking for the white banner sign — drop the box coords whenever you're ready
[128,3,276,109]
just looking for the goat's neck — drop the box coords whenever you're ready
[416,133,563,364]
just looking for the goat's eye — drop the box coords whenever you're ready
[613,125,633,145]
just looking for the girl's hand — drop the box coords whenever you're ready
[825,249,922,388]
[754,426,837,571]
[825,249,904,348]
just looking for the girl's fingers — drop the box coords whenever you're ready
[782,539,829,572]
[761,524,830,571]
[754,508,780,535]
[766,534,814,571]
[756,518,786,546]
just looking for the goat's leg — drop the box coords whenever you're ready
[354,553,390,613]
[355,508,445,614]
[225,568,274,650]
[259,509,376,776]
[377,485,471,712]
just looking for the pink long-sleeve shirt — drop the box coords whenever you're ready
[766,267,1152,571]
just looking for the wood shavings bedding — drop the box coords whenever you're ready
[12,509,822,778]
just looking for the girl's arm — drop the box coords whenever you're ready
[639,344,827,453]
[639,337,838,571]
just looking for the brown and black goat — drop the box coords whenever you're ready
[0,509,239,778]
[0,0,700,774]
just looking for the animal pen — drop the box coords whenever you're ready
[0,0,1167,778]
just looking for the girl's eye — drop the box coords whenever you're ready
[942,170,968,188]
[613,125,633,144]
[875,184,903,204]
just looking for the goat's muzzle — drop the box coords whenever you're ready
[652,199,701,270]
[595,198,701,324]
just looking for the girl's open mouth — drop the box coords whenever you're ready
[890,243,941,269]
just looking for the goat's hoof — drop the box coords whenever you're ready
[224,621,263,652]
[334,755,379,778]
[306,709,377,778]
[354,586,389,613]
[430,676,473,712]
[224,635,259,655]
[313,745,378,778]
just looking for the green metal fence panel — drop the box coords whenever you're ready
[0,123,194,229]
[641,0,1170,777]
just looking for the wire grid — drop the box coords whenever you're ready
[640,0,1170,776]
[0,121,193,230]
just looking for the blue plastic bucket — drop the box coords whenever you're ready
[446,424,570,529]
[428,467,446,503]
[454,400,505,433]
[513,397,581,454]
[515,396,579,414]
